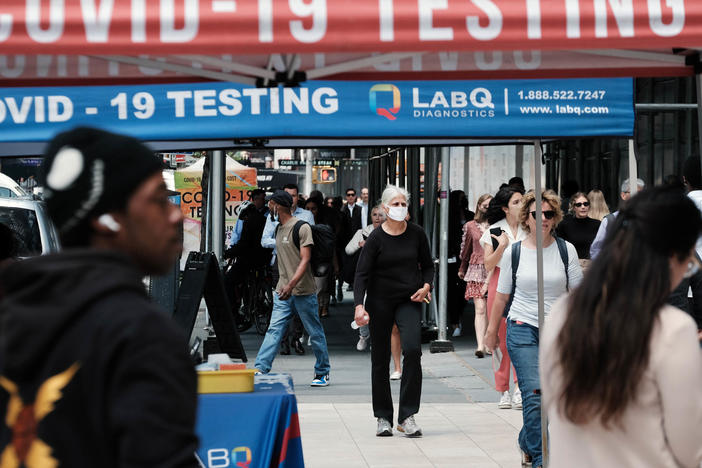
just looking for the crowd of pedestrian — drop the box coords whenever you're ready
[0,126,700,467]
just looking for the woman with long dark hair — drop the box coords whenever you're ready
[541,186,702,467]
[480,185,526,409]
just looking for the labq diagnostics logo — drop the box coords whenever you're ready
[369,84,401,120]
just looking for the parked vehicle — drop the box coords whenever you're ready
[0,197,60,257]
[0,173,28,198]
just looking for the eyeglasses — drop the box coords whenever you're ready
[684,255,702,279]
[346,193,355,197]
[574,202,590,207]
[530,210,556,220]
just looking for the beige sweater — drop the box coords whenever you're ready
[541,298,702,468]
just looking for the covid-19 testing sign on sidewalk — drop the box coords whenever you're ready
[0,78,633,141]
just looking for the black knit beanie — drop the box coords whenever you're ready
[41,127,163,239]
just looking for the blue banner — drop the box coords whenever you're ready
[0,78,633,142]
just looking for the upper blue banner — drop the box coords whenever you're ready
[0,78,633,142]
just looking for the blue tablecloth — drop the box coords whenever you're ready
[195,374,304,468]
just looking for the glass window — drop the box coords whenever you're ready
[0,207,42,256]
[0,188,15,198]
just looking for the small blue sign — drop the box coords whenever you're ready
[0,78,633,142]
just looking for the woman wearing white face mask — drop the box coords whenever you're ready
[354,185,434,438]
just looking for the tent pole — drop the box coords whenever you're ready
[695,72,702,184]
[628,139,638,196]
[534,140,548,466]
[211,150,225,261]
[305,149,314,196]
[430,147,454,353]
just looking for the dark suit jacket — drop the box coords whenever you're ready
[342,203,363,234]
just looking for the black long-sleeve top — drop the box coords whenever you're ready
[354,222,434,305]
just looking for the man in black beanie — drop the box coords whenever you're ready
[0,127,198,467]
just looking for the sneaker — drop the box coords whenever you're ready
[310,374,330,387]
[376,418,393,436]
[498,390,512,409]
[389,370,402,380]
[397,415,422,437]
[512,388,523,410]
[452,325,462,337]
[356,336,368,351]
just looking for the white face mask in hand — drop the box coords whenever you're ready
[387,205,408,222]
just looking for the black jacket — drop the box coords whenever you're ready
[0,250,198,468]
[342,204,363,235]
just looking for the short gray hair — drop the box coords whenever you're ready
[381,185,410,207]
[621,178,645,192]
[371,204,386,218]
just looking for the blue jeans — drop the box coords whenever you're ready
[506,320,541,468]
[255,293,330,376]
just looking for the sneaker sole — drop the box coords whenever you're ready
[376,429,393,437]
[396,426,422,438]
[498,403,512,409]
[310,382,329,387]
[513,404,523,410]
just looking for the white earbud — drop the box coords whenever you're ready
[97,213,121,233]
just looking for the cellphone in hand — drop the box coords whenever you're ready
[490,227,505,250]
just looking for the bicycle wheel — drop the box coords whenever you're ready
[253,281,272,335]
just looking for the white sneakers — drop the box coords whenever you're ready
[512,388,523,409]
[389,370,402,380]
[499,387,523,409]
[356,336,368,351]
[498,390,512,409]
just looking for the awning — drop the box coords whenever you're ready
[0,1,699,86]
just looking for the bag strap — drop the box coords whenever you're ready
[503,241,521,317]
[555,236,570,291]
[275,219,307,252]
[292,220,306,250]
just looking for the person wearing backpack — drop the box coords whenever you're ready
[254,190,331,386]
[485,190,583,468]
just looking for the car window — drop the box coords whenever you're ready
[0,188,15,198]
[0,207,42,256]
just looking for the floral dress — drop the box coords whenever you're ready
[458,220,488,299]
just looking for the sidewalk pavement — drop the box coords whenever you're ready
[197,292,524,467]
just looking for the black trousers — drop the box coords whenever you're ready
[367,297,422,424]
[447,262,466,325]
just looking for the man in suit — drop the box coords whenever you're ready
[341,188,362,292]
[342,188,363,233]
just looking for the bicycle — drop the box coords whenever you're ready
[246,264,274,335]
[226,258,274,335]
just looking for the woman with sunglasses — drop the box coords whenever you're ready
[541,186,702,467]
[485,190,583,468]
[556,192,601,271]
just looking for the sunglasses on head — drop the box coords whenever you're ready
[530,210,556,220]
[574,202,590,207]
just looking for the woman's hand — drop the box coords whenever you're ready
[457,270,465,280]
[484,326,499,350]
[354,305,370,326]
[491,230,509,250]
[358,240,366,248]
[480,281,489,296]
[410,284,431,303]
